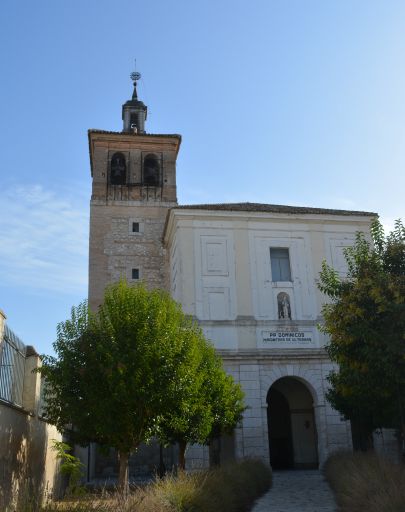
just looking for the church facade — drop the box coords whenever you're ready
[87,74,376,474]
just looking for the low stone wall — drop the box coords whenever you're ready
[0,401,62,509]
[0,311,63,510]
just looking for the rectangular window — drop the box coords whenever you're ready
[131,268,139,280]
[132,222,140,233]
[270,248,292,282]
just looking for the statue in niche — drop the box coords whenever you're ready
[277,292,291,320]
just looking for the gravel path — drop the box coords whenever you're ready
[251,470,337,512]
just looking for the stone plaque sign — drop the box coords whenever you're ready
[259,330,315,348]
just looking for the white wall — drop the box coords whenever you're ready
[167,210,372,352]
[164,209,371,466]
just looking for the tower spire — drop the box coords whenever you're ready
[122,66,147,133]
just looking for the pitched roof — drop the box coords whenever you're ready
[171,202,377,216]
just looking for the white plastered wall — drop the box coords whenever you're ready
[165,210,372,466]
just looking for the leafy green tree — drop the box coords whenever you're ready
[157,330,213,470]
[158,335,245,469]
[318,219,405,449]
[39,281,209,494]
[202,344,245,466]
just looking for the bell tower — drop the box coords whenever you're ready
[122,71,147,133]
[88,69,181,310]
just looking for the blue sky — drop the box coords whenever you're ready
[0,0,404,355]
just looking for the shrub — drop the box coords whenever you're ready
[324,451,405,512]
[52,441,85,497]
[25,458,271,512]
[190,458,272,512]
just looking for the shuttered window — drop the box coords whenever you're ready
[270,248,292,282]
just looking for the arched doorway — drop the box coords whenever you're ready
[267,377,318,469]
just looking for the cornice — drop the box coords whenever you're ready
[217,348,330,362]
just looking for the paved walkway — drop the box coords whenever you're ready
[251,470,337,512]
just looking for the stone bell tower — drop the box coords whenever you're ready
[88,69,181,310]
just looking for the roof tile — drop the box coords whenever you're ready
[171,202,376,216]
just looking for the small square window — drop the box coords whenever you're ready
[129,219,143,235]
[131,268,139,280]
[270,248,292,282]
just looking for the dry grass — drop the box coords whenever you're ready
[10,459,271,512]
[189,458,271,512]
[324,451,405,512]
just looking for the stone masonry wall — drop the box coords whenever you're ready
[223,355,352,467]
[89,201,173,310]
[88,132,179,311]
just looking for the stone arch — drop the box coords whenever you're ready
[267,375,319,469]
[260,365,323,409]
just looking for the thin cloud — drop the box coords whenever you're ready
[0,184,88,294]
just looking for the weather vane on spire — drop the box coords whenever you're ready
[130,60,141,100]
[130,70,141,83]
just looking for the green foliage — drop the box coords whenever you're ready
[157,325,214,448]
[39,280,244,489]
[203,346,245,442]
[318,218,405,437]
[157,332,245,467]
[51,441,85,497]
[39,281,217,489]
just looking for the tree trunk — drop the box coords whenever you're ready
[118,450,130,497]
[209,437,221,467]
[396,385,405,461]
[400,421,405,462]
[178,440,187,471]
[158,443,166,478]
[350,419,373,451]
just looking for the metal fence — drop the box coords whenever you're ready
[0,324,26,406]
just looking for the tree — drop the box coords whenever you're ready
[39,281,210,494]
[156,331,214,470]
[318,219,405,450]
[202,343,245,466]
[157,334,245,469]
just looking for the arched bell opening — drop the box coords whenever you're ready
[143,154,160,186]
[267,377,319,470]
[110,152,127,185]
